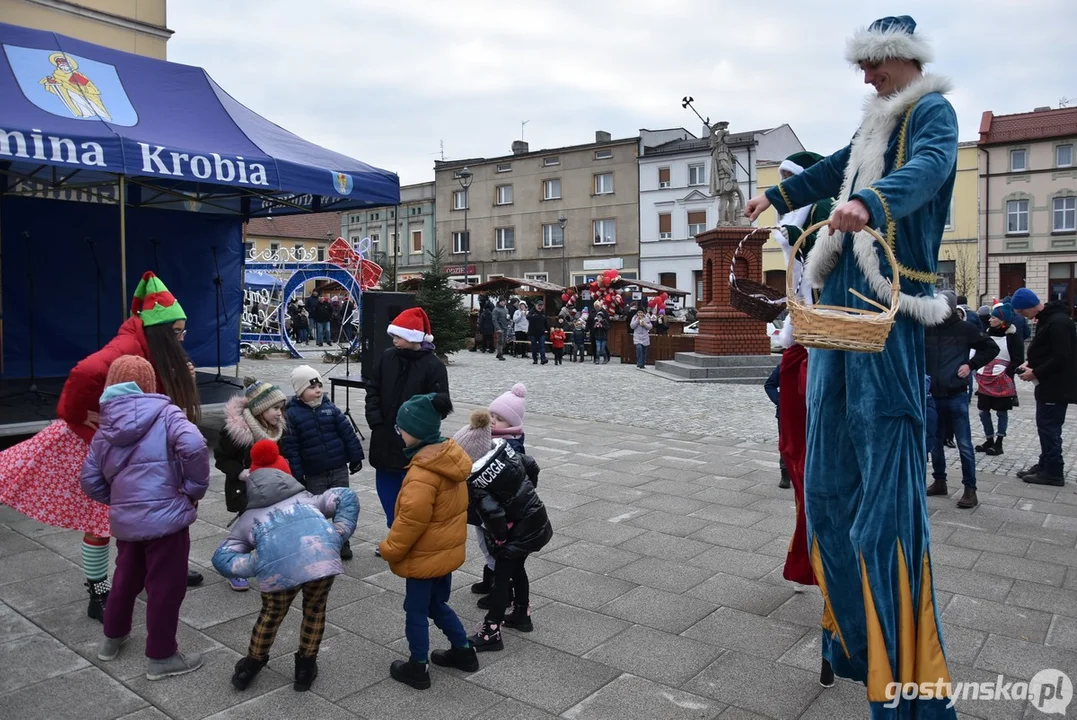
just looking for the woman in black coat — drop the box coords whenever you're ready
[479,306,495,353]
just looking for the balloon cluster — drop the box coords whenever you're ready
[586,269,626,313]
[561,287,578,309]
[648,292,670,315]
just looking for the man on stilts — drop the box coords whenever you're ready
[747,15,958,719]
[771,151,835,688]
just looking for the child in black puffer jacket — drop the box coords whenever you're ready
[453,410,551,652]
[281,365,364,559]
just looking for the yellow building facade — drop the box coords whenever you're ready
[1,0,171,58]
[757,142,979,298]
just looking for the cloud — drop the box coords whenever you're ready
[167,0,1077,185]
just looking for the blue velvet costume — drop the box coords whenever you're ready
[765,71,959,718]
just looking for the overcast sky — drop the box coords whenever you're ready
[168,0,1076,186]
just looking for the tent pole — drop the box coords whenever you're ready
[119,176,128,317]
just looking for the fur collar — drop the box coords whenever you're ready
[803,73,954,326]
[223,395,284,448]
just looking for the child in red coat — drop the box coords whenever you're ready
[549,320,566,366]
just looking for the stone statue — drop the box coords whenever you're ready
[709,121,747,226]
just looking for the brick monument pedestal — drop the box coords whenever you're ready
[693,225,771,355]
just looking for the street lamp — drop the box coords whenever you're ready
[458,167,473,292]
[557,212,568,288]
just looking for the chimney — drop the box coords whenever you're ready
[511,140,529,155]
[1033,106,1052,112]
[595,130,612,143]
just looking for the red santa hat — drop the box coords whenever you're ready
[387,307,434,344]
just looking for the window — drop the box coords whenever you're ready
[496,163,512,173]
[411,230,423,254]
[269,242,280,253]
[659,272,677,288]
[694,270,703,306]
[594,173,614,195]
[544,156,560,166]
[688,210,707,237]
[936,260,956,291]
[453,190,468,210]
[243,241,253,257]
[1010,149,1027,172]
[390,210,395,219]
[496,184,513,205]
[369,212,380,221]
[594,149,613,160]
[317,246,326,262]
[658,213,672,240]
[1059,145,1074,168]
[495,227,515,251]
[658,167,670,188]
[1006,199,1029,233]
[452,231,469,254]
[593,219,616,245]
[944,200,954,230]
[524,272,549,282]
[1050,263,1077,317]
[293,243,303,257]
[542,224,564,248]
[688,163,706,186]
[1054,196,1077,232]
[368,234,380,255]
[543,178,561,200]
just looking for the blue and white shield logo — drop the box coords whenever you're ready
[332,171,353,196]
[3,45,138,127]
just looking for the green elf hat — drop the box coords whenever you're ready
[130,271,186,327]
[779,152,824,176]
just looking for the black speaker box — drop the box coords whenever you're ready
[360,291,416,380]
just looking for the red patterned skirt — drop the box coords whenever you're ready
[0,421,110,536]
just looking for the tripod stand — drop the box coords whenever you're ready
[0,232,59,403]
[199,245,243,389]
[335,336,365,441]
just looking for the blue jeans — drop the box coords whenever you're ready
[375,469,406,528]
[931,394,977,489]
[635,343,647,368]
[595,337,608,360]
[979,409,1009,438]
[530,334,547,361]
[1036,401,1069,476]
[403,575,468,662]
[316,321,330,345]
[297,327,309,343]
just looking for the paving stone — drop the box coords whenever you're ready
[0,665,147,720]
[688,505,770,528]
[946,662,1033,720]
[931,567,1013,603]
[685,650,821,719]
[178,577,264,629]
[768,592,825,628]
[776,631,827,674]
[687,573,795,616]
[625,509,712,537]
[0,548,75,586]
[997,521,1077,548]
[0,632,89,694]
[541,540,641,574]
[609,556,715,594]
[1005,580,1077,619]
[1026,540,1077,568]
[557,519,648,546]
[574,483,649,503]
[974,632,1077,680]
[938,622,988,666]
[563,673,724,720]
[525,602,630,654]
[470,698,559,720]
[0,600,40,642]
[202,685,357,719]
[285,632,400,702]
[1046,615,1077,653]
[929,543,982,570]
[689,487,762,508]
[583,624,721,686]
[689,524,778,552]
[468,640,621,714]
[329,591,407,644]
[946,528,1031,557]
[683,607,808,661]
[941,594,1053,643]
[618,530,711,563]
[601,586,717,634]
[687,546,784,580]
[76,619,221,681]
[633,493,709,516]
[0,526,43,558]
[535,489,601,511]
[972,551,1067,587]
[529,567,634,610]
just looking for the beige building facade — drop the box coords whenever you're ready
[434,132,640,288]
[2,0,172,58]
[979,107,1077,310]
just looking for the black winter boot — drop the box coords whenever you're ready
[471,565,494,595]
[469,621,504,652]
[293,652,318,691]
[231,656,267,690]
[820,658,835,688]
[431,645,479,672]
[985,438,1004,456]
[503,604,533,632]
[975,437,995,453]
[390,659,431,689]
[85,578,110,622]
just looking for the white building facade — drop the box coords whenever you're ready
[638,125,803,307]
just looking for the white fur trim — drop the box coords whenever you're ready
[845,26,934,66]
[387,323,425,343]
[802,73,953,325]
[779,159,805,176]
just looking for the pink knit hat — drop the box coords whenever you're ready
[488,383,527,432]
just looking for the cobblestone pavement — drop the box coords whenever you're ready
[2,349,1076,718]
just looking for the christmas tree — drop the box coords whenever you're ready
[414,247,471,356]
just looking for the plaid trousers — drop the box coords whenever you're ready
[248,576,334,660]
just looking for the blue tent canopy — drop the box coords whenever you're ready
[245,270,281,289]
[0,22,399,216]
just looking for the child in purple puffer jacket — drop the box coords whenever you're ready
[80,355,210,681]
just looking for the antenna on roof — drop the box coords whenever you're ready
[522,120,530,141]
[1061,97,1073,108]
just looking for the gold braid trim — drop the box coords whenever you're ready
[777,182,794,213]
[864,106,937,285]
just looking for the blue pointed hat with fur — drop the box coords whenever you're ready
[846,15,933,66]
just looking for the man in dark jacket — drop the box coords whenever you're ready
[1012,289,1077,486]
[312,297,333,346]
[492,298,510,361]
[365,307,450,535]
[925,292,999,508]
[526,301,549,365]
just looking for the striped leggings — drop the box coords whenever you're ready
[248,576,334,660]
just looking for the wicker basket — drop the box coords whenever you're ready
[729,227,786,323]
[786,220,900,353]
